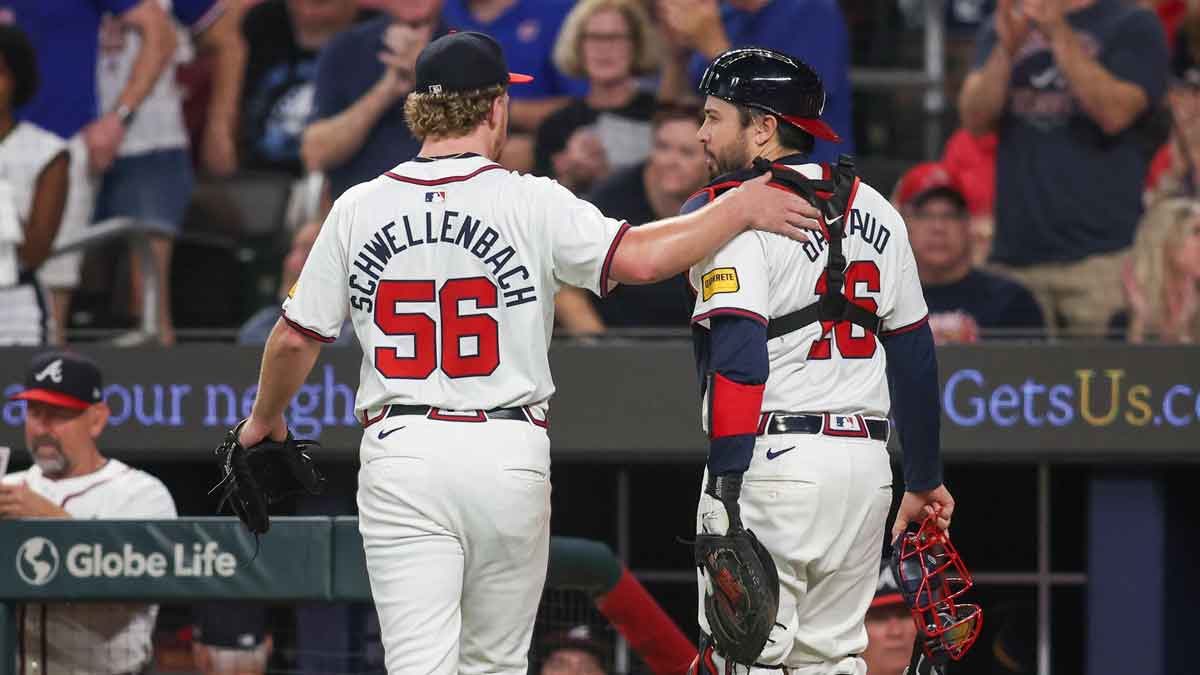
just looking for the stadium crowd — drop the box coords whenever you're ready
[1,1,1197,673]
[0,0,1195,350]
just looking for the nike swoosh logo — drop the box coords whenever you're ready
[377,425,406,440]
[765,446,795,460]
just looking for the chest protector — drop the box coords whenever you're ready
[701,155,881,340]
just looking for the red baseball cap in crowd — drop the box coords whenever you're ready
[414,31,533,95]
[871,560,906,609]
[10,351,104,410]
[892,162,968,211]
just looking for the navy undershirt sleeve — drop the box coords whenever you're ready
[707,316,769,475]
[881,321,943,491]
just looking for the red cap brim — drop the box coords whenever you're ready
[870,593,906,609]
[509,73,534,84]
[780,114,841,143]
[11,388,92,410]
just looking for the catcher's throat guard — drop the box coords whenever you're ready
[211,419,326,536]
[892,513,983,665]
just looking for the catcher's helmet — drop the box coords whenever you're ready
[699,47,840,143]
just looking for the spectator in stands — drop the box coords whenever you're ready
[239,0,363,176]
[657,0,854,164]
[1147,24,1200,204]
[940,127,997,265]
[555,103,706,334]
[958,0,1169,336]
[534,0,659,194]
[1113,197,1200,342]
[861,561,917,675]
[239,219,353,345]
[96,0,247,346]
[894,162,1044,343]
[441,0,585,170]
[302,0,442,202]
[1,0,177,345]
[539,625,610,675]
[1,350,178,675]
[0,25,69,347]
[192,603,274,675]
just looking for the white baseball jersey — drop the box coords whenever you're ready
[689,163,928,421]
[97,0,220,156]
[0,121,67,344]
[3,460,177,675]
[282,153,629,417]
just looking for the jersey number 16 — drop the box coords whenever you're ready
[808,260,880,360]
[373,277,500,379]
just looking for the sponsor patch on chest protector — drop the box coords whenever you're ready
[702,267,740,301]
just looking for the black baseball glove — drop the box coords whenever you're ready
[211,419,326,535]
[694,473,780,665]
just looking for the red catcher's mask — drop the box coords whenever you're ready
[891,512,983,664]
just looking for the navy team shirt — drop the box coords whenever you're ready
[973,0,1167,265]
[311,15,443,200]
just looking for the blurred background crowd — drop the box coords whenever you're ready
[1,2,1197,674]
[1,0,1197,349]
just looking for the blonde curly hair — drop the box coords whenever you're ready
[1128,197,1200,338]
[404,85,506,140]
[552,0,660,79]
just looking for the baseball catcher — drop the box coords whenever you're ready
[685,45,955,675]
[211,419,326,535]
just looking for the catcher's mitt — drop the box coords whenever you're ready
[211,419,326,535]
[695,476,780,665]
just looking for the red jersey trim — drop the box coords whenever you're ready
[283,313,337,343]
[384,164,504,186]
[692,307,769,327]
[59,466,133,509]
[599,221,633,298]
[880,314,929,337]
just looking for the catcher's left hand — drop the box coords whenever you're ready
[211,419,326,535]
[694,473,780,666]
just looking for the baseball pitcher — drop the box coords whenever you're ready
[226,31,821,675]
[683,48,955,675]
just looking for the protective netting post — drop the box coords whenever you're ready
[0,602,15,675]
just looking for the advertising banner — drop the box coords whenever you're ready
[0,518,331,601]
[1,344,1197,459]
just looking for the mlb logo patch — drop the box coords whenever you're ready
[425,191,447,203]
[824,413,868,438]
[828,415,862,432]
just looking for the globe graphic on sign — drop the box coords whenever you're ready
[16,537,60,586]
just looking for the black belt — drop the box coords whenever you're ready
[759,412,889,442]
[384,404,545,426]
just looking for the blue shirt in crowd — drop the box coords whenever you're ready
[311,15,436,200]
[973,0,1168,265]
[687,0,855,164]
[171,0,221,30]
[3,0,139,139]
[441,0,586,99]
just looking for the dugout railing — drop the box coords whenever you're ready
[0,518,694,675]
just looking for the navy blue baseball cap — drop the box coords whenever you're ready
[414,31,533,95]
[10,351,103,410]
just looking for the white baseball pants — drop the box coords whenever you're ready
[357,414,551,675]
[698,433,893,675]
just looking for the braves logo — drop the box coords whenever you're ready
[34,359,64,384]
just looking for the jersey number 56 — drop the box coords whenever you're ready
[373,277,500,379]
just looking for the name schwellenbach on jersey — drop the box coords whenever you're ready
[347,209,537,312]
